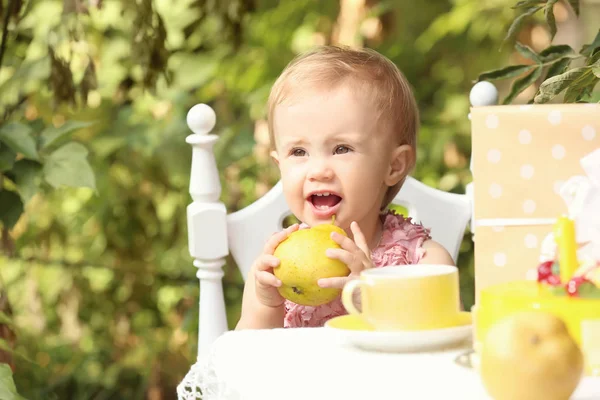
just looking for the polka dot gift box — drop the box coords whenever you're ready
[470,104,600,295]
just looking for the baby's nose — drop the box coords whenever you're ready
[307,159,334,181]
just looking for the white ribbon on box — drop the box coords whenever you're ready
[539,148,600,264]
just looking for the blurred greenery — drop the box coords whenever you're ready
[0,0,594,398]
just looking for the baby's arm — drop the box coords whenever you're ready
[419,239,455,266]
[236,268,285,330]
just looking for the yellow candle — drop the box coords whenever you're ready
[554,215,578,283]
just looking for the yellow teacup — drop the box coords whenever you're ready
[341,264,461,331]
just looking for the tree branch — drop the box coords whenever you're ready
[0,0,17,71]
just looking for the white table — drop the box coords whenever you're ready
[178,328,600,400]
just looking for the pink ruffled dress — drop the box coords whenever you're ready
[284,210,431,328]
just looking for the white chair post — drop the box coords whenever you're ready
[186,104,229,362]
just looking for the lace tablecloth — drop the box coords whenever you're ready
[177,327,600,400]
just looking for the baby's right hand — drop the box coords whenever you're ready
[252,223,299,308]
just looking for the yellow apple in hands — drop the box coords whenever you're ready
[480,311,583,400]
[273,220,350,306]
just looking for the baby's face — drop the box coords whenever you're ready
[272,85,396,230]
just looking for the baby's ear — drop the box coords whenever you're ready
[270,150,280,166]
[385,144,414,186]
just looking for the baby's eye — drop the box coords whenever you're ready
[291,148,306,157]
[334,145,351,155]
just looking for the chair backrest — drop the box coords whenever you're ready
[228,177,472,280]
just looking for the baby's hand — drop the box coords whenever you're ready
[318,221,373,290]
[252,223,299,308]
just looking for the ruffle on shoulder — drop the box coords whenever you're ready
[371,210,431,268]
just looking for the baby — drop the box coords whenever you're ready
[236,45,454,329]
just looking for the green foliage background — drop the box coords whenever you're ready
[0,0,596,398]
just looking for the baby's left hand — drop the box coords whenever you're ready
[318,221,374,290]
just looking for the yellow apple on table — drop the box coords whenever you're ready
[480,311,584,400]
[273,219,350,306]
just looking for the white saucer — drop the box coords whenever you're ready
[325,314,473,353]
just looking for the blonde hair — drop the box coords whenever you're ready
[267,45,420,209]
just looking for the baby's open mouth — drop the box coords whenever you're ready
[309,193,342,210]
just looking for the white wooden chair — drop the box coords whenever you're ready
[177,83,501,399]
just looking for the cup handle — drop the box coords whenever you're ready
[341,279,364,316]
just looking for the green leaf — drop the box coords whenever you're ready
[12,160,43,204]
[477,64,535,82]
[0,58,51,95]
[581,30,600,57]
[539,45,576,63]
[544,0,558,40]
[515,42,542,63]
[544,57,572,81]
[0,364,26,400]
[0,336,38,368]
[564,73,598,103]
[40,120,94,150]
[588,48,600,67]
[0,190,24,229]
[535,67,591,103]
[578,281,600,299]
[0,339,38,367]
[593,66,600,78]
[567,0,580,16]
[43,143,96,190]
[503,65,543,104]
[504,6,543,44]
[0,145,16,172]
[0,123,39,161]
